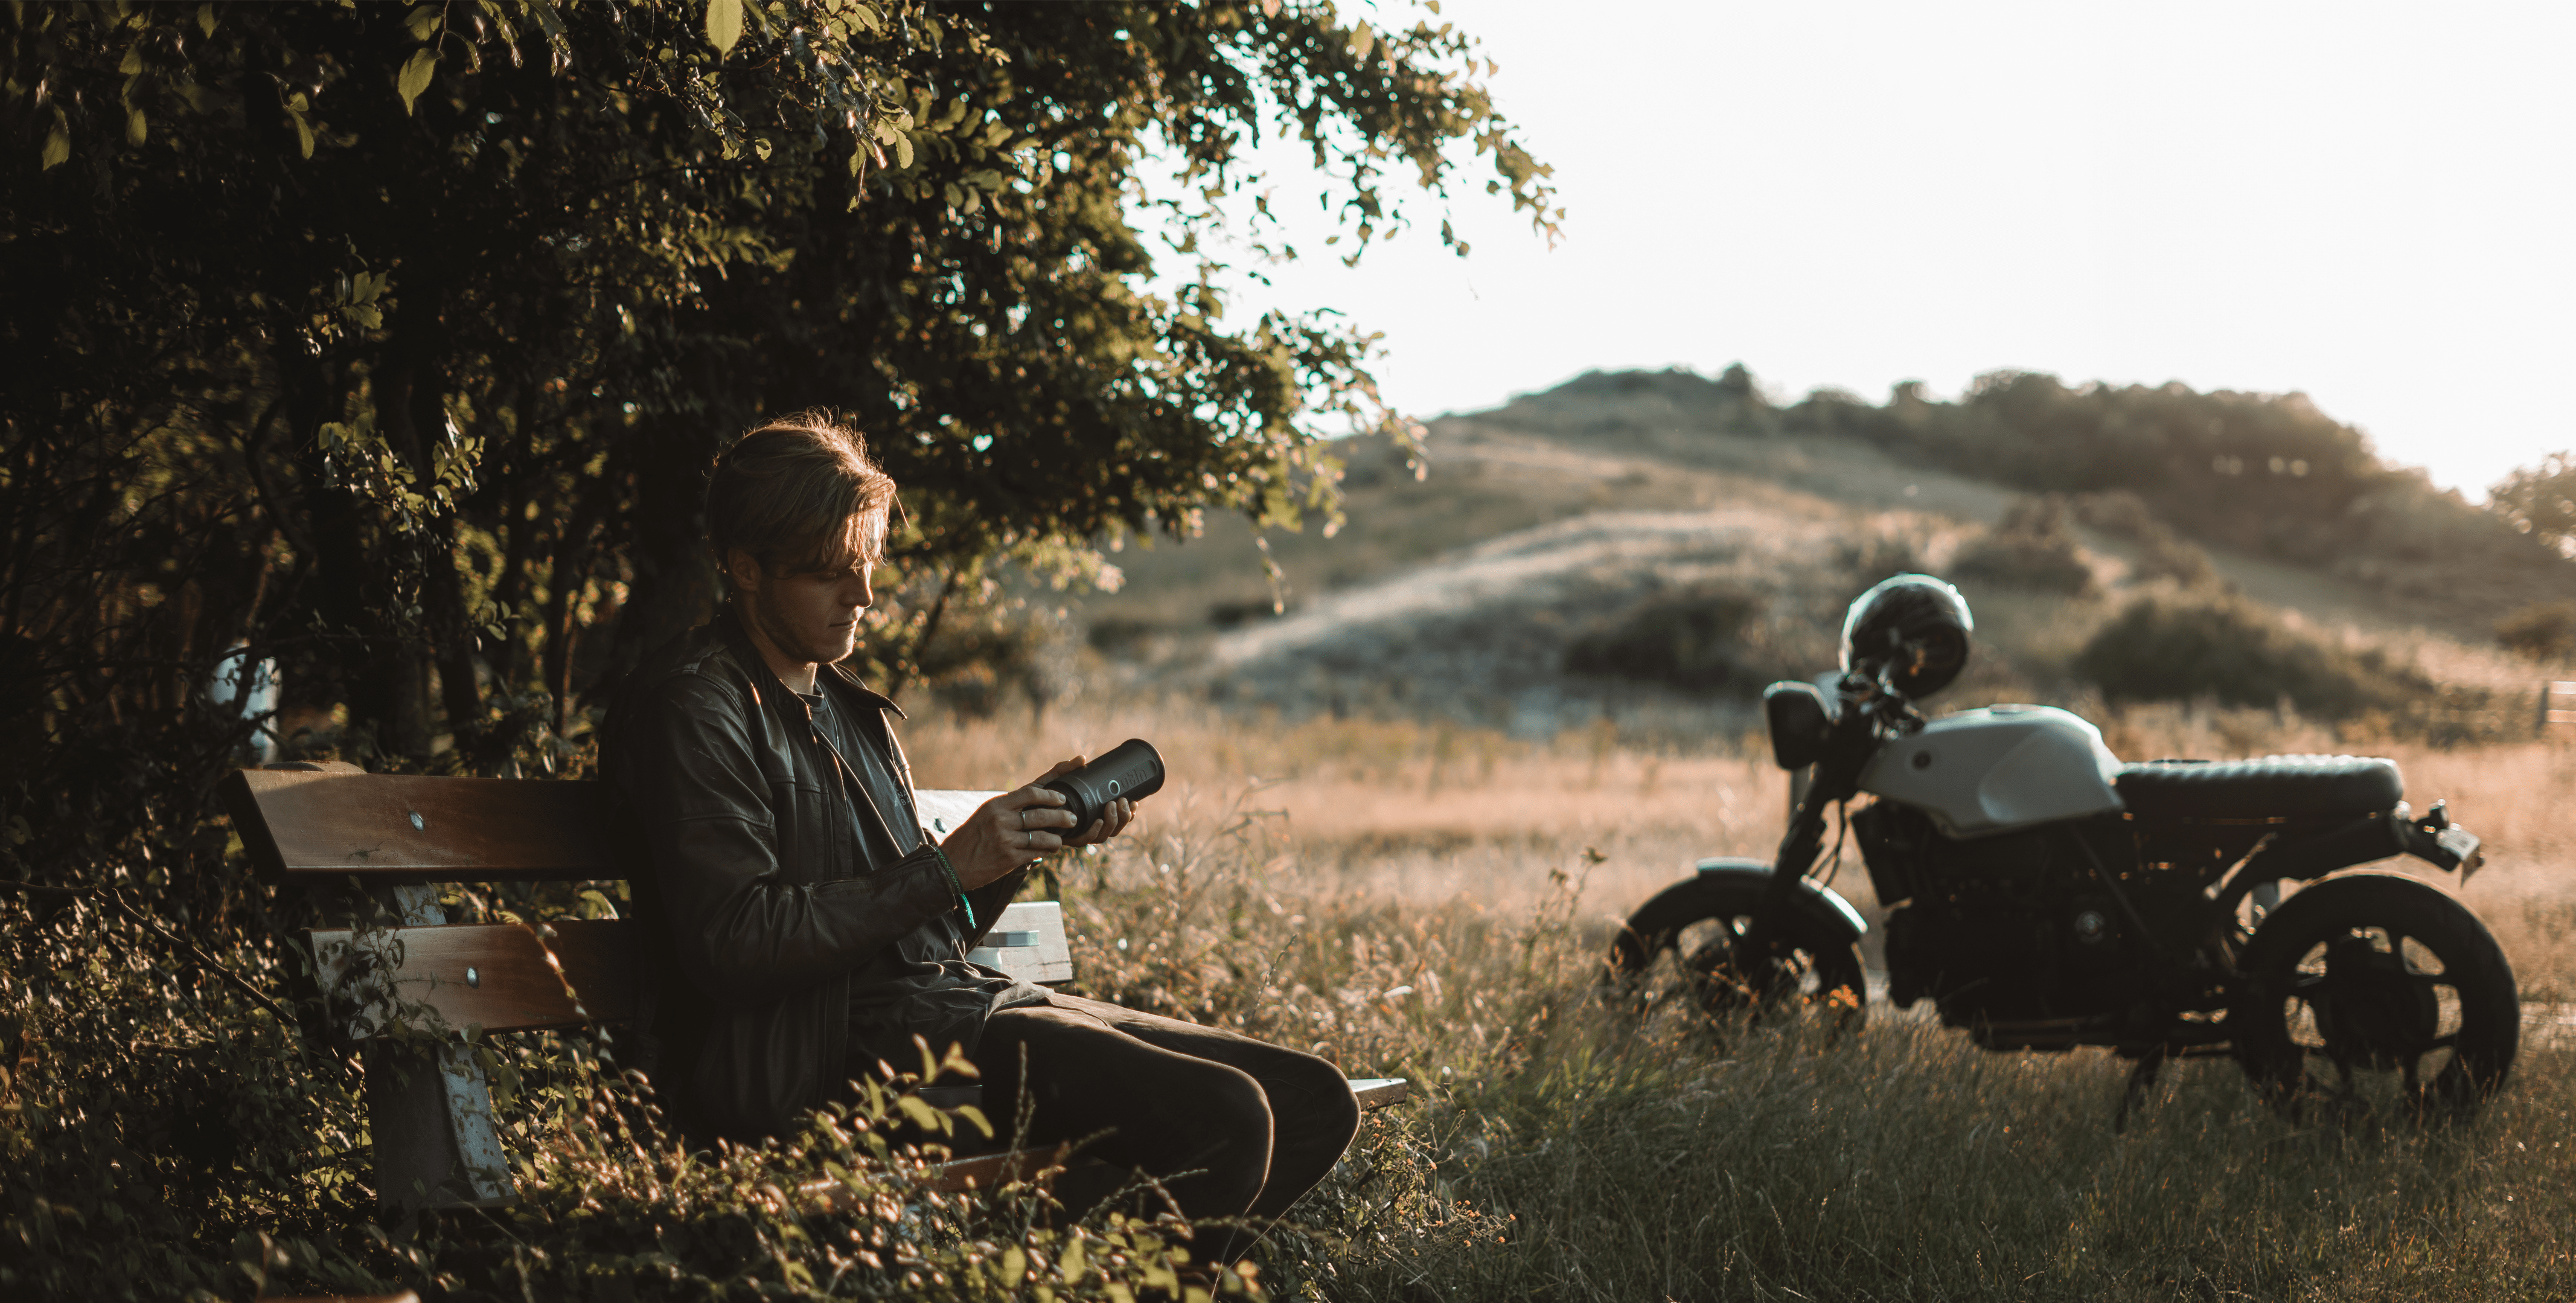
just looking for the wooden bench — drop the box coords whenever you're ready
[220,761,1407,1215]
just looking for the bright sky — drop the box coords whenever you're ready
[1170,1,2576,501]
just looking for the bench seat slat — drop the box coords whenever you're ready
[320,897,1076,1040]
[310,918,639,1037]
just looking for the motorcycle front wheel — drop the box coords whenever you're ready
[2232,871,2519,1118]
[1608,874,1867,1021]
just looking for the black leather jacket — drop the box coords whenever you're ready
[601,613,1030,1140]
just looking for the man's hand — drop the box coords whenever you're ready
[941,756,1139,889]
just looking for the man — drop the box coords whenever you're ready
[602,412,1359,1253]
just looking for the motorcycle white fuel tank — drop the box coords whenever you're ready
[1856,704,2126,838]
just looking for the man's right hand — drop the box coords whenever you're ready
[941,757,1137,889]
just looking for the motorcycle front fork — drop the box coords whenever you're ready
[1745,754,1861,951]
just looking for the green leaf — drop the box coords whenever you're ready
[706,0,744,56]
[125,108,146,147]
[197,3,218,37]
[397,48,438,115]
[404,4,441,40]
[40,128,68,170]
[893,1094,945,1133]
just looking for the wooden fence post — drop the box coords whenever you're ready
[2546,682,2576,737]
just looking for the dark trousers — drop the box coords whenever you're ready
[970,994,1361,1259]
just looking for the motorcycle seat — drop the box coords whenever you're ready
[2115,754,2403,820]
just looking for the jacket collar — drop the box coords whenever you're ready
[823,660,905,718]
[714,606,905,719]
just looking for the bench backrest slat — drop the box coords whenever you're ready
[225,772,1003,886]
[223,769,626,883]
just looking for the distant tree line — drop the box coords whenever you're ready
[1523,365,2573,632]
[1783,372,2569,592]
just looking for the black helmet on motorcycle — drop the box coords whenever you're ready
[1839,574,1974,697]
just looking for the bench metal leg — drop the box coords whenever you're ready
[362,885,517,1216]
[367,1039,517,1214]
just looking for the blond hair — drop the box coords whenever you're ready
[704,411,896,580]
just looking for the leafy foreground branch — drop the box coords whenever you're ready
[13,803,2576,1301]
[0,887,1264,1301]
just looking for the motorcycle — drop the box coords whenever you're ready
[1607,574,2514,1119]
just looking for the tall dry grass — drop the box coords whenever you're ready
[907,696,2576,1301]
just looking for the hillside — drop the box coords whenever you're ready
[1048,368,2572,740]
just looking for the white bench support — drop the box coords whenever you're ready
[349,883,516,1214]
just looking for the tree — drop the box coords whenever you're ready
[0,1,1556,910]
[2491,452,2576,558]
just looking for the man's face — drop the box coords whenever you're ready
[730,547,876,674]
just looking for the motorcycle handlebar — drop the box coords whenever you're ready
[1835,671,1925,735]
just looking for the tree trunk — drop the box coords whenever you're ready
[369,271,474,761]
[602,415,721,687]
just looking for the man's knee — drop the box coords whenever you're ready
[1137,1061,1271,1216]
[1273,1050,1362,1147]
[1180,1060,1274,1151]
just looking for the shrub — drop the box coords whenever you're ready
[1952,496,2095,595]
[2497,600,2576,661]
[0,885,1268,1302]
[2073,490,2159,541]
[2075,593,2433,720]
[1562,583,1768,692]
[917,606,1074,719]
[1836,527,1932,590]
[2129,530,2219,588]
[2076,491,2218,587]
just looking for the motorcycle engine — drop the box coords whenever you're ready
[1854,799,2143,1028]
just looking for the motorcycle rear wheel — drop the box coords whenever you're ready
[1609,874,1866,1021]
[2232,871,2518,1118]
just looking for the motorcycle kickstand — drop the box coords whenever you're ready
[2113,1048,2168,1135]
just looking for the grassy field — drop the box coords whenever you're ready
[9,693,2572,1301]
[909,699,2576,1301]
